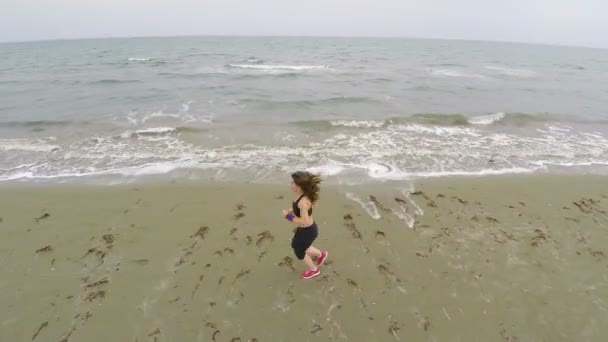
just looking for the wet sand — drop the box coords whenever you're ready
[1,175,607,342]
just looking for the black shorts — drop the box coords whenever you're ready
[291,223,318,260]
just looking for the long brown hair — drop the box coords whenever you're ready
[291,171,321,204]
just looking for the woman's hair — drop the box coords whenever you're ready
[291,171,322,204]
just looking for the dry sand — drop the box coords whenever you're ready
[1,175,607,342]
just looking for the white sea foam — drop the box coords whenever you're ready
[393,205,416,229]
[132,127,177,135]
[227,64,329,71]
[484,65,537,78]
[330,120,384,128]
[0,139,60,152]
[127,57,151,62]
[430,68,487,79]
[2,120,607,183]
[306,161,346,176]
[468,112,506,125]
[141,111,182,123]
[344,192,381,219]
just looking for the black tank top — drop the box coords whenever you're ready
[292,194,313,218]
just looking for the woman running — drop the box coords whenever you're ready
[282,171,329,279]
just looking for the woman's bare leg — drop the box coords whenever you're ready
[306,245,322,258]
[303,254,317,270]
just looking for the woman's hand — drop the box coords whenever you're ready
[282,209,289,218]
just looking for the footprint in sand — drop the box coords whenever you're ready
[102,234,115,248]
[234,269,251,283]
[427,200,438,208]
[589,250,605,258]
[31,321,48,341]
[369,195,391,213]
[35,212,51,223]
[148,328,161,337]
[409,192,436,208]
[311,324,323,334]
[377,262,402,284]
[411,191,430,200]
[191,274,205,298]
[456,197,468,205]
[498,323,519,342]
[83,277,110,305]
[388,320,402,340]
[343,214,362,240]
[84,290,105,302]
[530,228,550,247]
[234,203,246,220]
[346,278,359,291]
[486,216,500,223]
[256,231,274,247]
[258,250,267,261]
[278,256,295,272]
[191,226,209,239]
[286,285,296,303]
[35,245,53,253]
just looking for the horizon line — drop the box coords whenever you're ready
[0,33,606,51]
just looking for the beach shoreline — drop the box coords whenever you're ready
[1,174,607,341]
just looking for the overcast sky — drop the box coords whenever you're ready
[1,0,606,48]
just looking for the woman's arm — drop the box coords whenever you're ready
[295,199,314,226]
[282,198,314,226]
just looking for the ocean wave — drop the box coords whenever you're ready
[239,96,377,109]
[468,112,506,125]
[429,68,487,79]
[233,72,301,80]
[293,112,606,129]
[366,77,395,83]
[125,107,212,126]
[2,119,607,183]
[0,139,60,152]
[484,65,538,78]
[118,126,207,139]
[0,120,87,128]
[244,57,264,64]
[127,57,152,62]
[330,120,385,128]
[226,64,330,71]
[89,79,141,85]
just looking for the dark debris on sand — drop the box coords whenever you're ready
[35,245,53,253]
[191,226,209,239]
[369,195,390,212]
[31,321,48,340]
[35,213,51,223]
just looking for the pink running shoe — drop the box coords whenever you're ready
[316,251,329,266]
[301,269,320,279]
